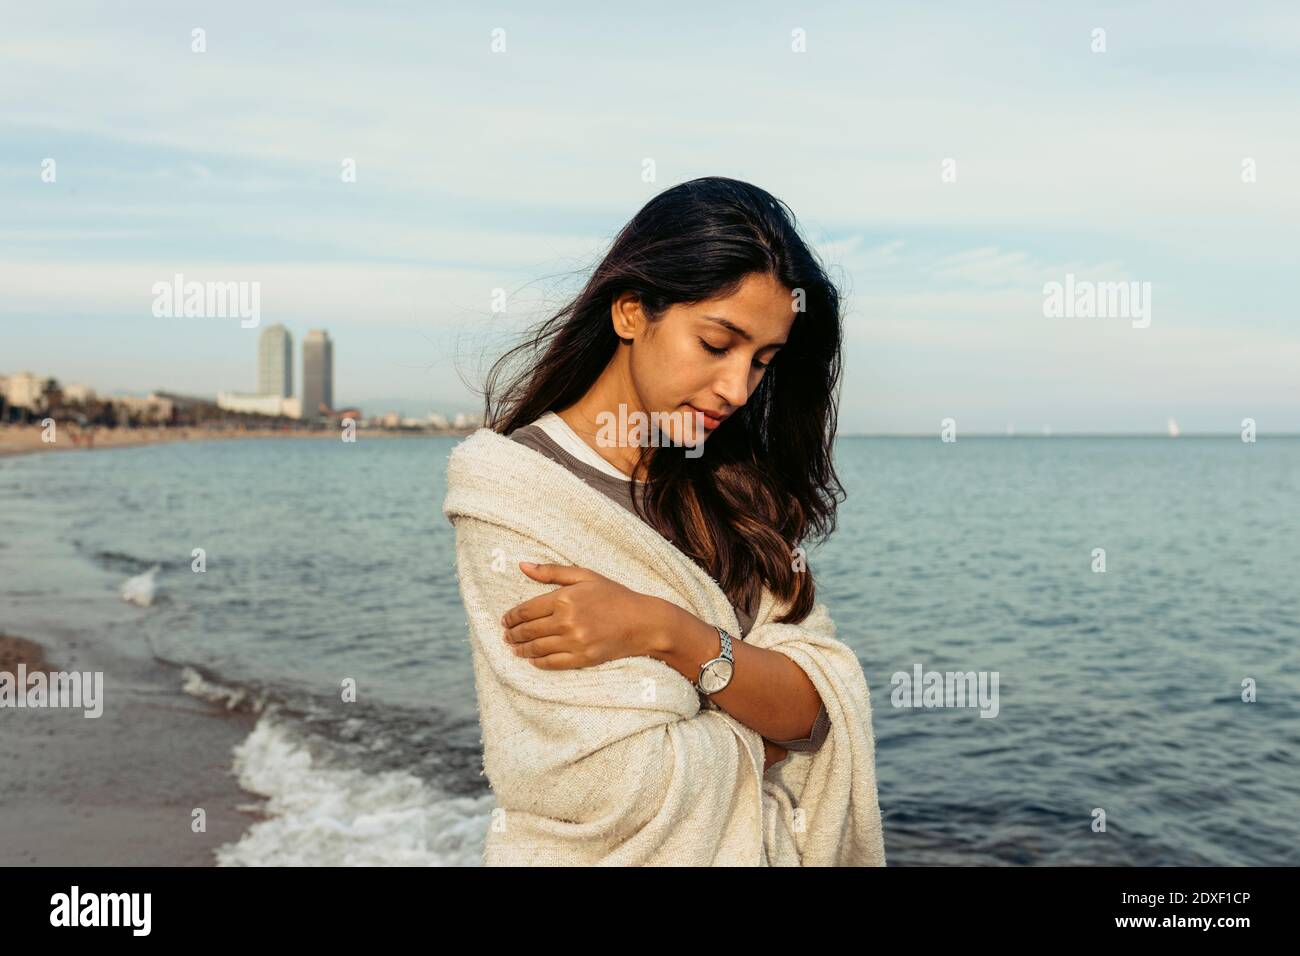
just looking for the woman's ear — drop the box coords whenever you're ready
[610,291,642,341]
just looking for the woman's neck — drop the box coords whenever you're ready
[555,358,650,481]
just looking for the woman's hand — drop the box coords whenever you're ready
[500,561,673,670]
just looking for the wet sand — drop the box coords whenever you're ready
[0,630,265,866]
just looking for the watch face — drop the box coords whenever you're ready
[700,659,733,694]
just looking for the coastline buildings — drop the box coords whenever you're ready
[216,391,301,417]
[62,384,97,403]
[3,347,485,433]
[301,329,333,421]
[217,323,303,418]
[114,393,176,424]
[0,371,46,409]
[1,363,472,431]
[258,324,293,398]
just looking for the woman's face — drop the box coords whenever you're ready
[617,271,795,447]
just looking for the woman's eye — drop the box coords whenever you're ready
[699,337,771,370]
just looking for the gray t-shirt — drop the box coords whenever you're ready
[509,420,830,753]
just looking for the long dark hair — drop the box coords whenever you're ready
[478,176,844,625]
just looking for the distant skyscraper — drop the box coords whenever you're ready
[258,324,293,398]
[301,329,334,419]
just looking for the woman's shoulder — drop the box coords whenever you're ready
[443,427,534,505]
[507,419,549,450]
[444,422,592,507]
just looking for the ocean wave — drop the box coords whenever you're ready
[180,666,270,715]
[214,714,493,866]
[120,565,161,606]
[81,543,168,574]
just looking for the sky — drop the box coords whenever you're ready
[1,1,1297,434]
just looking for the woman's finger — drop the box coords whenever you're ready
[518,562,601,586]
[504,615,562,645]
[521,651,586,670]
[510,634,568,659]
[501,591,556,628]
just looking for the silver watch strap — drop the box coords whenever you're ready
[696,625,734,699]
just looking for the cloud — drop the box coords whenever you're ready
[1,1,1296,428]
[0,260,566,328]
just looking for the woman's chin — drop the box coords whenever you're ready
[667,417,708,447]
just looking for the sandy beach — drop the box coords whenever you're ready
[0,423,464,458]
[0,629,265,866]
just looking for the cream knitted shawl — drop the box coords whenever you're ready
[441,427,887,866]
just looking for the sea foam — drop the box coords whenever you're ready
[213,714,493,867]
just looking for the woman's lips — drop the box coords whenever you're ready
[686,404,723,429]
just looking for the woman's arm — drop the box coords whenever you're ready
[499,561,821,758]
[448,519,772,863]
[646,599,826,747]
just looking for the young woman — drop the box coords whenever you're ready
[443,176,885,865]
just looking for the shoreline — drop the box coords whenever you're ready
[0,423,474,458]
[0,629,265,866]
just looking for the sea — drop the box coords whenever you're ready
[1,434,1297,866]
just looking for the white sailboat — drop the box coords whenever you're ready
[1167,417,1180,438]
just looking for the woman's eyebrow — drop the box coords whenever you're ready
[701,315,787,348]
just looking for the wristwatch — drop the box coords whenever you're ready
[694,625,735,701]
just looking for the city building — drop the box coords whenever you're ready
[152,391,217,420]
[258,324,293,398]
[217,392,301,418]
[452,410,484,429]
[115,393,176,424]
[301,329,333,421]
[62,384,97,404]
[2,371,46,410]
